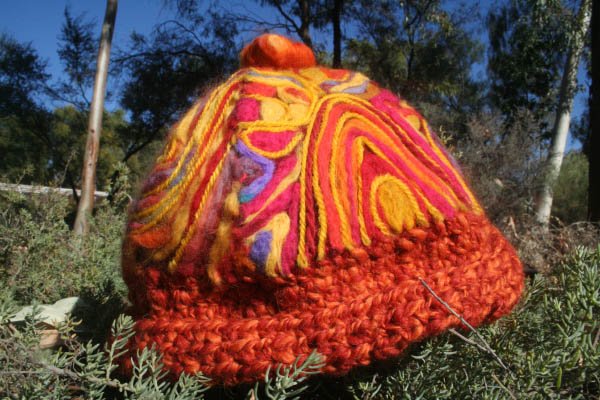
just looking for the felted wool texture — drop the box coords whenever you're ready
[121,34,524,386]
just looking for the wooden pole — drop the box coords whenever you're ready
[73,0,118,236]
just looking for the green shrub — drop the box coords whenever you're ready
[552,152,589,224]
[0,189,127,306]
[0,310,212,399]
[0,188,128,346]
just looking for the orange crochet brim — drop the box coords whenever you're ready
[122,211,523,386]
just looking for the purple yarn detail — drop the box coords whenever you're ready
[236,141,274,203]
[250,231,272,272]
[342,81,368,94]
[247,70,304,87]
[322,73,368,94]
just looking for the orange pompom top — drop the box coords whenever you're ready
[240,33,316,69]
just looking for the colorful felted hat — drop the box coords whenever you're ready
[121,34,524,386]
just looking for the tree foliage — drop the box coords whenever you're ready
[552,152,589,223]
[0,17,126,192]
[115,5,239,162]
[0,34,53,183]
[344,0,484,137]
[52,7,97,110]
[0,0,593,219]
[487,0,572,128]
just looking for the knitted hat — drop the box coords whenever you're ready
[122,34,524,386]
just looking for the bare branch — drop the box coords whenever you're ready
[491,373,518,400]
[271,0,301,33]
[418,277,512,374]
[39,362,126,390]
[123,133,160,161]
[158,19,207,48]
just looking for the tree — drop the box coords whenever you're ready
[50,8,97,111]
[212,0,350,68]
[0,34,54,183]
[51,8,100,199]
[589,0,600,222]
[0,15,125,197]
[114,3,238,163]
[345,0,484,136]
[263,0,314,47]
[534,0,592,225]
[259,0,348,67]
[331,0,344,67]
[48,106,126,191]
[73,0,118,236]
[487,0,569,129]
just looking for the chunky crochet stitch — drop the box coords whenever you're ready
[122,33,524,385]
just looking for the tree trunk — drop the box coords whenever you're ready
[298,0,312,48]
[589,0,600,222]
[332,0,343,68]
[534,0,591,225]
[73,0,118,236]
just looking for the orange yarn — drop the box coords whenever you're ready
[121,33,524,386]
[123,212,523,385]
[240,34,316,69]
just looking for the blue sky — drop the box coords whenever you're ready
[1,0,166,82]
[0,0,589,148]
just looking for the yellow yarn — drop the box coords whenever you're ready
[370,175,427,234]
[137,67,480,273]
[206,181,241,284]
[259,97,288,121]
[144,76,236,198]
[133,96,233,223]
[166,144,232,273]
[420,122,483,214]
[308,94,463,258]
[276,87,311,105]
[328,73,369,93]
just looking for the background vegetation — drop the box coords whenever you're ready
[1,188,598,399]
[0,0,599,398]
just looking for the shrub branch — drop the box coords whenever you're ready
[418,277,512,373]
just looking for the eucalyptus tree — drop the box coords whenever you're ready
[74,0,118,236]
[487,0,592,224]
[534,0,591,225]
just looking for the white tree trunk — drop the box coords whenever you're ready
[73,0,118,236]
[535,0,591,225]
